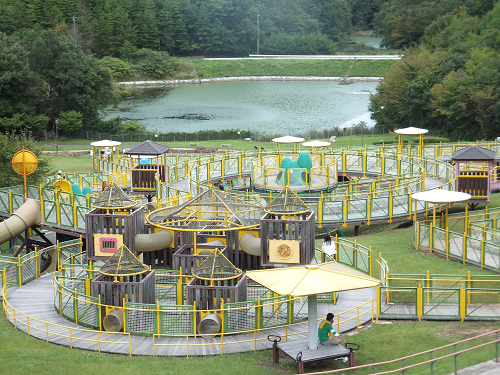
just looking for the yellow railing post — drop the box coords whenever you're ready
[446,227,450,260]
[17,254,22,286]
[417,284,423,321]
[459,285,466,322]
[369,246,373,277]
[156,301,161,334]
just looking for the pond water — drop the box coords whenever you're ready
[351,36,383,48]
[104,81,379,135]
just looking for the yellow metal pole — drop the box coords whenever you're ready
[460,285,466,322]
[417,284,423,321]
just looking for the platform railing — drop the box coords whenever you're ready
[303,329,500,375]
[414,207,500,272]
[2,285,132,355]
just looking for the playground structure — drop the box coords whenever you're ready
[5,131,500,360]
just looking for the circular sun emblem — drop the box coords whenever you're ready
[276,243,293,260]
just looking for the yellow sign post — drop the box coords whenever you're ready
[11,147,38,198]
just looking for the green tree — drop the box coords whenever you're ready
[57,110,83,134]
[0,33,39,118]
[0,132,53,188]
[122,120,146,134]
[22,29,113,131]
[0,114,48,133]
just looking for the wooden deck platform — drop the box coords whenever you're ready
[273,338,356,374]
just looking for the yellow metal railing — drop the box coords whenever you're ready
[2,285,132,355]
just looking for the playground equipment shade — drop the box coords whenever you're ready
[411,189,471,203]
[247,262,380,351]
[394,127,429,135]
[246,262,380,297]
[272,136,305,143]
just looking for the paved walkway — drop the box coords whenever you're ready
[448,359,500,375]
[4,273,376,356]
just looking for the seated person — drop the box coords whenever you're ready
[318,313,346,346]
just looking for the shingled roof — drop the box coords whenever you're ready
[124,140,171,155]
[451,145,496,161]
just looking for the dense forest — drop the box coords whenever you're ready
[0,0,498,140]
[370,1,500,140]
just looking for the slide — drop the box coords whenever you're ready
[134,230,173,252]
[240,232,261,256]
[0,199,41,245]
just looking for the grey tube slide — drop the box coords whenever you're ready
[0,198,41,245]
[135,230,173,252]
[239,232,261,256]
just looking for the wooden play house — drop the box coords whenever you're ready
[451,145,496,203]
[85,183,144,261]
[260,188,316,267]
[124,140,171,195]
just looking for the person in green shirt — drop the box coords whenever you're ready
[318,313,347,346]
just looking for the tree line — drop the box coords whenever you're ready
[0,0,357,57]
[370,1,500,140]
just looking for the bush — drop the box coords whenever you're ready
[262,33,336,55]
[98,56,134,81]
[414,136,450,144]
[57,110,83,134]
[134,49,179,79]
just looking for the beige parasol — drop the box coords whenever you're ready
[246,262,380,350]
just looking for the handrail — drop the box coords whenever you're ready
[303,329,500,374]
[2,285,132,355]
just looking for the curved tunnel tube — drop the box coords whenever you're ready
[197,313,222,338]
[239,232,261,256]
[103,309,124,332]
[198,240,224,255]
[134,230,173,252]
[0,198,41,246]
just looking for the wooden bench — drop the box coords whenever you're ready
[221,144,231,148]
[189,143,199,147]
[270,336,359,374]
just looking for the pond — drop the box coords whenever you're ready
[104,80,379,135]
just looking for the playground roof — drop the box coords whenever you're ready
[124,140,171,155]
[451,145,496,161]
[92,183,137,209]
[246,262,380,296]
[394,127,429,135]
[192,248,242,281]
[90,140,122,147]
[265,187,310,215]
[146,188,265,232]
[99,244,149,277]
[302,140,331,147]
[411,189,471,203]
[272,136,305,143]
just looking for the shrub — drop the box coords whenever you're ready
[98,56,134,81]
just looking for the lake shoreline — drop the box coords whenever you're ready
[116,76,383,86]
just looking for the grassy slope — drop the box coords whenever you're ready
[190,59,396,79]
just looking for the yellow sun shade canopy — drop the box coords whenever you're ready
[246,262,380,297]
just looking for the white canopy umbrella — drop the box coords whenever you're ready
[412,189,471,228]
[394,127,429,155]
[272,136,305,143]
[90,140,122,147]
[302,140,331,148]
[247,262,380,350]
[272,136,305,152]
[91,140,122,164]
[394,127,429,135]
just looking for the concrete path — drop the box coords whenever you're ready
[448,359,500,375]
